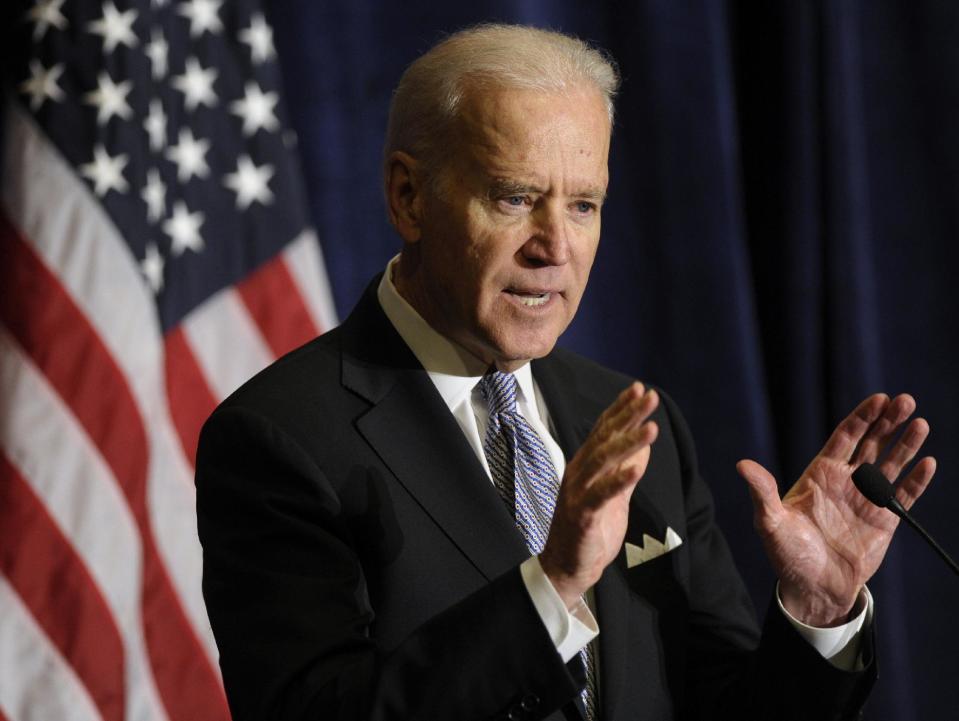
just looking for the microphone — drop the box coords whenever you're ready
[852,463,959,577]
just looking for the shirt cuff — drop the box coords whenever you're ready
[777,583,874,671]
[520,556,599,663]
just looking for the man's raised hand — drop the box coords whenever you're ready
[540,383,659,609]
[738,393,936,627]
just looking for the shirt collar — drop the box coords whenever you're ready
[376,255,537,412]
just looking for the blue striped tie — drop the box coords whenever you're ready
[478,370,598,720]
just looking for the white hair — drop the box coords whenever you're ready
[384,23,620,182]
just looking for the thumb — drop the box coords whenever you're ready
[736,459,783,532]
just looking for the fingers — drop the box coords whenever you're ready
[581,383,658,465]
[852,394,917,466]
[598,382,658,437]
[820,393,923,467]
[737,459,784,533]
[563,383,659,504]
[592,381,646,429]
[577,416,659,494]
[877,417,929,480]
[820,393,888,461]
[895,456,937,512]
[590,383,659,475]
[581,434,658,510]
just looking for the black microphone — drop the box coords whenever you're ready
[852,463,959,577]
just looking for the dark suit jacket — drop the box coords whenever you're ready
[196,279,876,721]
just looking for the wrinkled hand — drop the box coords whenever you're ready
[738,393,936,626]
[540,383,659,609]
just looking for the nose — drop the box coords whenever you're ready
[521,201,570,267]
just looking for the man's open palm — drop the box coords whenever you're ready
[738,393,936,626]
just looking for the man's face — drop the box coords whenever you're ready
[396,83,611,370]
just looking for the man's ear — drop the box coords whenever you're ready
[386,151,425,244]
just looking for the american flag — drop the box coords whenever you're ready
[0,1,338,719]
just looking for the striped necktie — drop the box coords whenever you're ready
[478,370,598,720]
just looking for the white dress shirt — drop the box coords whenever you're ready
[376,255,871,669]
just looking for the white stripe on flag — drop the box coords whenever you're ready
[0,578,104,721]
[182,287,275,401]
[0,328,171,721]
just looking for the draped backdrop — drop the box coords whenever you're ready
[1,2,957,721]
[269,2,959,720]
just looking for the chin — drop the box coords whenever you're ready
[488,332,561,368]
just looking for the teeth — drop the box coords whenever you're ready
[517,293,549,307]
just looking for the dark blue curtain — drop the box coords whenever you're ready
[268,2,959,718]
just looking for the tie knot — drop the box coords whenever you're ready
[478,371,518,416]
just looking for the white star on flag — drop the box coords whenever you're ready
[165,127,211,182]
[145,28,169,80]
[83,71,133,126]
[140,241,165,292]
[177,0,224,38]
[87,0,139,53]
[19,60,65,111]
[239,13,276,64]
[224,155,275,209]
[172,56,218,111]
[80,144,129,197]
[144,99,167,151]
[141,168,166,222]
[163,200,205,255]
[229,81,279,137]
[26,0,68,41]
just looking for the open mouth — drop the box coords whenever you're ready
[505,289,552,307]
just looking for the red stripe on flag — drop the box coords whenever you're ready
[0,452,125,721]
[164,327,219,467]
[236,252,319,357]
[0,214,231,721]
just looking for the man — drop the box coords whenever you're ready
[196,24,935,721]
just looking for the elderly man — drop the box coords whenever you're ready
[196,24,935,721]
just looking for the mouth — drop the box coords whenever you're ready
[504,289,555,308]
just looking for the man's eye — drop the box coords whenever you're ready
[575,201,595,214]
[497,195,529,212]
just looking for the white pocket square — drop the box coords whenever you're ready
[625,527,684,568]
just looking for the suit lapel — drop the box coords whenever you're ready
[340,284,529,582]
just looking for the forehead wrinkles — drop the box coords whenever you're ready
[455,92,528,164]
[452,86,610,190]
